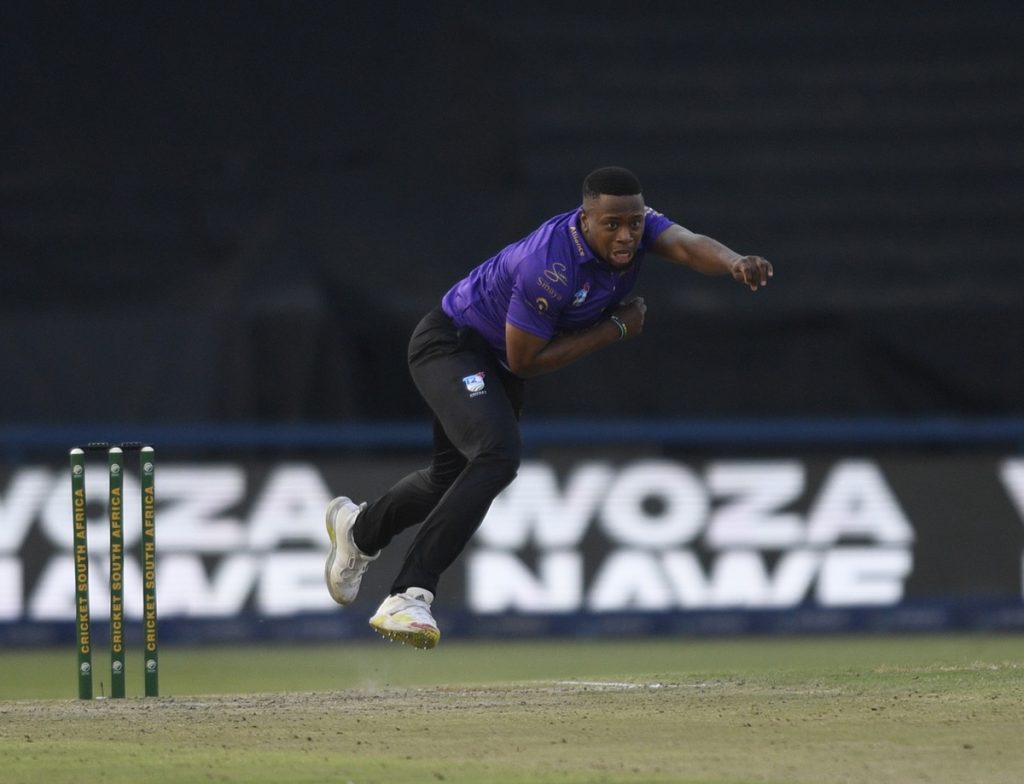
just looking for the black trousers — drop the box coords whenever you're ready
[352,307,524,596]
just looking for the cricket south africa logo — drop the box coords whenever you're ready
[572,282,591,306]
[463,372,487,397]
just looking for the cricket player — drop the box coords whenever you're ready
[325,167,773,648]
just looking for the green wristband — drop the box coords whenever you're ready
[609,315,628,339]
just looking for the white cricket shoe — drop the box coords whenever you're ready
[324,496,378,606]
[368,588,441,649]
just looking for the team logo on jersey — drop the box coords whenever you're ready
[535,297,549,312]
[463,372,487,397]
[572,282,591,306]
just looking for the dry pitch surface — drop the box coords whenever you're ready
[2,637,1023,783]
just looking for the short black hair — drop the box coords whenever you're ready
[582,167,643,200]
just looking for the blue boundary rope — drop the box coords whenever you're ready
[2,417,1023,453]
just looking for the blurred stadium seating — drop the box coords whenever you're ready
[2,1,1021,423]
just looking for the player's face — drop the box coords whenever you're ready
[579,193,646,270]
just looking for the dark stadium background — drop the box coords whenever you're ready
[3,1,1021,426]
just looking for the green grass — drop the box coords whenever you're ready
[2,634,1023,783]
[4,634,1021,699]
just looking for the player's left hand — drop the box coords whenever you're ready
[731,256,773,291]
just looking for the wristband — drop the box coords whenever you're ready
[609,315,628,340]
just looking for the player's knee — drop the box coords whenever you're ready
[426,458,466,490]
[473,442,520,486]
[492,451,520,485]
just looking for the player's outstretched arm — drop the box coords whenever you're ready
[651,224,773,291]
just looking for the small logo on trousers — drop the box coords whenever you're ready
[463,372,487,397]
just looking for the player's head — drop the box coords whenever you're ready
[580,167,646,270]
[582,167,643,202]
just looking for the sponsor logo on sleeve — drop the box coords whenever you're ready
[535,261,568,303]
[543,262,568,284]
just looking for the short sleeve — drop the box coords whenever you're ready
[643,206,673,245]
[506,255,571,340]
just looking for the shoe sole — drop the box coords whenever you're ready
[324,497,353,606]
[368,616,441,650]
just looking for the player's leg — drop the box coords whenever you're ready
[369,368,520,648]
[352,417,467,554]
[387,322,522,597]
[325,309,464,606]
[368,311,522,647]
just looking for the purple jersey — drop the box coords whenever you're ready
[441,206,673,366]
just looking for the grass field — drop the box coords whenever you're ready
[2,634,1023,783]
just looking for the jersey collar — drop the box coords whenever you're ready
[568,209,599,265]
